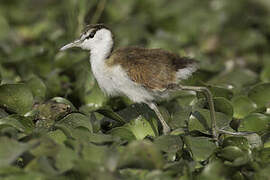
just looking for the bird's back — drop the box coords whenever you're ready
[106,47,198,91]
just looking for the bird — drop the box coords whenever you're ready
[60,24,217,139]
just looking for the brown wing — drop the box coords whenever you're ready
[107,47,197,91]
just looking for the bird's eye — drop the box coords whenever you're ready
[86,31,95,39]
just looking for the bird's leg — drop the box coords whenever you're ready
[147,102,171,135]
[177,85,218,142]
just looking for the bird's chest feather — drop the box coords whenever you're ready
[90,58,154,103]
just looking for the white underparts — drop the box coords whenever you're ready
[91,58,155,103]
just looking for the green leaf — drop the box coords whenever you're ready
[189,108,232,134]
[232,96,257,119]
[198,85,233,100]
[83,82,108,111]
[26,76,47,102]
[0,84,34,114]
[124,115,157,140]
[0,115,34,133]
[222,136,250,151]
[217,146,245,161]
[0,137,37,167]
[248,83,270,108]
[184,136,216,161]
[118,140,164,169]
[238,113,270,133]
[198,160,228,180]
[109,127,136,141]
[154,135,183,153]
[209,68,258,91]
[55,113,93,139]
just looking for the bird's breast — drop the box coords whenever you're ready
[90,59,154,103]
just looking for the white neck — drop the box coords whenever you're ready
[90,38,113,82]
[90,34,113,64]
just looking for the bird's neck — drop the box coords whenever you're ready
[90,39,114,79]
[90,39,113,65]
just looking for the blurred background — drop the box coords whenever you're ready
[0,0,270,104]
[0,1,270,179]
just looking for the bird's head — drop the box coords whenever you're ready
[60,24,113,52]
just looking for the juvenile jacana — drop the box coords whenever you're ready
[60,24,217,140]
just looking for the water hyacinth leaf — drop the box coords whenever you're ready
[25,76,47,102]
[153,135,183,153]
[55,113,93,138]
[0,15,9,41]
[232,96,257,119]
[208,69,257,91]
[242,133,263,149]
[0,84,34,115]
[118,140,164,169]
[88,133,120,144]
[54,145,79,173]
[194,97,234,117]
[197,85,233,100]
[248,83,270,108]
[83,82,108,111]
[30,137,59,157]
[0,137,37,167]
[81,143,109,165]
[109,127,136,142]
[46,129,67,145]
[238,113,270,134]
[198,160,228,180]
[0,115,34,133]
[213,97,234,118]
[222,136,250,151]
[124,115,157,140]
[45,72,62,97]
[260,64,270,82]
[217,146,245,161]
[25,156,59,175]
[0,116,25,132]
[189,108,232,134]
[184,136,216,161]
[97,107,126,125]
[164,101,192,129]
[0,166,24,177]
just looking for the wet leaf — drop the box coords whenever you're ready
[184,136,216,161]
[248,83,270,108]
[109,127,136,141]
[0,84,34,114]
[218,146,245,161]
[119,140,164,169]
[232,96,257,119]
[238,113,270,133]
[124,115,157,140]
[55,113,93,138]
[0,115,34,133]
[222,136,250,151]
[26,76,47,102]
[154,135,183,153]
[0,137,37,167]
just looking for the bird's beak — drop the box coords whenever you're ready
[60,39,81,51]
